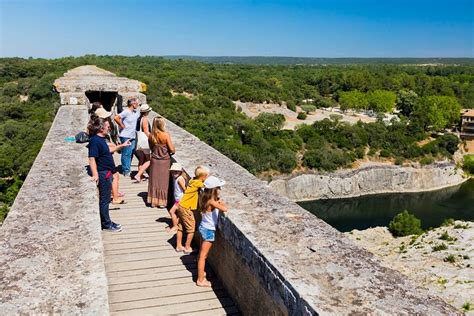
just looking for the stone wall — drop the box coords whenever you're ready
[269,164,466,201]
[164,113,459,314]
[0,105,109,314]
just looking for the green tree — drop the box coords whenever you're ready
[388,210,423,237]
[412,96,461,131]
[339,90,368,111]
[396,89,418,117]
[367,90,396,113]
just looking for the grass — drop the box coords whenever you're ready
[432,243,448,252]
[439,231,457,242]
[444,254,456,263]
[463,302,472,312]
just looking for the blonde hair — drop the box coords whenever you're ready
[149,116,167,146]
[195,166,210,178]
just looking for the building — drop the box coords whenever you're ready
[461,109,474,139]
[53,65,147,112]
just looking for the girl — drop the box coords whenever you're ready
[196,176,228,287]
[133,104,152,183]
[166,163,186,234]
[147,116,175,208]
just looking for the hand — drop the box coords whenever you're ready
[122,139,131,147]
[92,174,99,184]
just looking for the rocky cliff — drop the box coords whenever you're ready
[269,163,466,201]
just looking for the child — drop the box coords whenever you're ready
[196,176,228,287]
[175,166,209,253]
[166,163,186,233]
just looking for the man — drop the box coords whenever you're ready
[114,98,140,177]
[88,117,130,232]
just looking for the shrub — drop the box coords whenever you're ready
[441,218,455,226]
[388,210,423,237]
[463,155,474,174]
[297,112,307,120]
[300,104,317,113]
[286,100,297,112]
[420,156,434,165]
[444,254,456,263]
[432,243,448,252]
[439,231,456,242]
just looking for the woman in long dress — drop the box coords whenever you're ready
[147,116,175,208]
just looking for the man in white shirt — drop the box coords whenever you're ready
[114,98,140,177]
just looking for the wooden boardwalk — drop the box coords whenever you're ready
[102,160,239,315]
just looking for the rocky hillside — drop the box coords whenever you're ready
[346,221,473,313]
[269,162,466,201]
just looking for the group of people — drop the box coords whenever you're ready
[86,98,227,287]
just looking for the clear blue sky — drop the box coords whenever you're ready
[0,0,473,58]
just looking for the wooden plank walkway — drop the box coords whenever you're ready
[102,159,239,315]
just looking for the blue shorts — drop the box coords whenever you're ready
[199,225,216,242]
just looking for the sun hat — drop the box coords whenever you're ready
[169,163,183,171]
[204,176,225,189]
[140,103,152,113]
[95,107,111,119]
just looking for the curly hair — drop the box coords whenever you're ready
[87,117,107,135]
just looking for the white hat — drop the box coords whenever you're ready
[140,103,152,113]
[95,108,111,119]
[169,163,183,171]
[204,176,225,189]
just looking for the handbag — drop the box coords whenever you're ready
[75,131,90,143]
[136,118,149,150]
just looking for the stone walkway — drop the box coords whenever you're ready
[102,160,239,315]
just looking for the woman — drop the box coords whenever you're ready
[147,116,175,208]
[133,104,152,182]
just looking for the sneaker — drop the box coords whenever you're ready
[103,224,122,232]
[112,222,122,229]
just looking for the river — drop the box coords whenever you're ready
[298,179,474,232]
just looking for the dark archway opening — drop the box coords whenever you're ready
[85,91,118,112]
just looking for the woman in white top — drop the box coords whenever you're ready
[196,176,227,287]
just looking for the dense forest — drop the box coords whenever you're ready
[1,56,473,221]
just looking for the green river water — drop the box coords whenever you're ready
[298,179,474,232]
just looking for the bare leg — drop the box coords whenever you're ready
[175,230,184,251]
[134,161,150,182]
[184,232,194,251]
[166,204,179,232]
[197,241,213,286]
[111,173,124,203]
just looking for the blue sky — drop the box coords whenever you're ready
[0,0,472,58]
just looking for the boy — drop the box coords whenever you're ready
[175,166,209,253]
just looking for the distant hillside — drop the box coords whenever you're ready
[164,56,474,65]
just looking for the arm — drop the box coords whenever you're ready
[209,199,228,212]
[88,157,99,184]
[142,117,150,137]
[108,140,131,153]
[114,114,125,130]
[166,133,176,154]
[177,176,186,192]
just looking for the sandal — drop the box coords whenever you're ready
[175,247,185,252]
[132,176,141,183]
[183,247,195,255]
[196,279,212,287]
[112,199,126,205]
[166,226,178,234]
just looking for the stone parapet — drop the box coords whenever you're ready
[0,105,109,314]
[161,113,460,315]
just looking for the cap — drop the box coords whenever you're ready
[95,107,111,119]
[204,176,225,189]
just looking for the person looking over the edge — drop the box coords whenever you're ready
[114,98,140,177]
